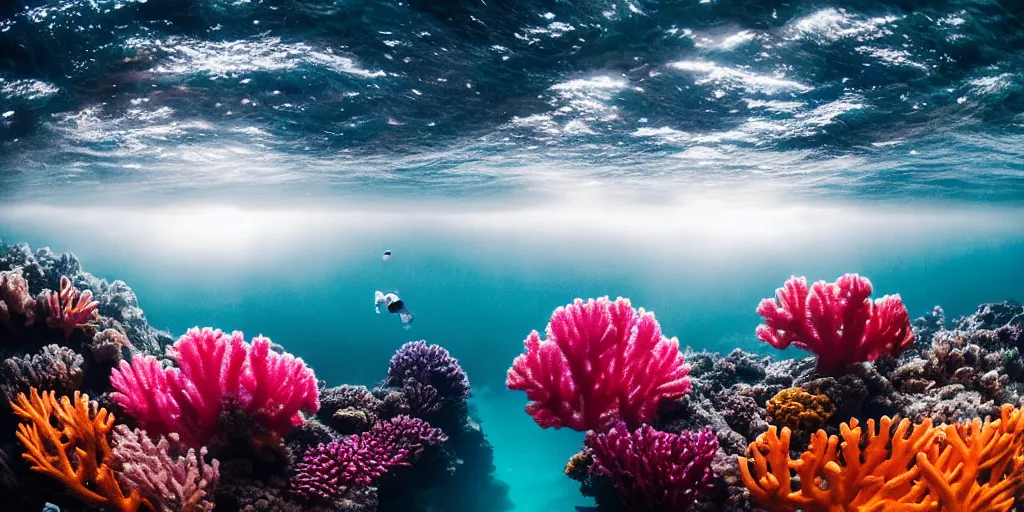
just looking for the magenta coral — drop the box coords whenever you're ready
[110,327,319,447]
[755,274,914,375]
[586,423,718,512]
[44,276,98,339]
[111,425,219,512]
[239,335,320,433]
[506,296,692,432]
[291,415,447,501]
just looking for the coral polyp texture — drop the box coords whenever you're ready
[387,340,472,404]
[585,423,718,512]
[291,415,447,501]
[506,296,692,431]
[755,274,915,375]
[765,387,835,432]
[110,327,320,447]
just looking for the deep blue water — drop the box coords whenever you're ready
[0,0,1023,510]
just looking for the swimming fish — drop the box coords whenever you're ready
[374,290,414,329]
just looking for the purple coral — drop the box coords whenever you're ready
[387,341,471,403]
[585,423,718,512]
[111,425,219,512]
[291,415,447,501]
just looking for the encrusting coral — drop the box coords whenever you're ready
[10,388,149,512]
[765,387,835,432]
[0,344,84,404]
[0,268,36,330]
[739,404,1024,512]
[111,425,220,512]
[506,296,692,431]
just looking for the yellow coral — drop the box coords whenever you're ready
[766,387,835,432]
[10,388,149,512]
[739,405,1024,512]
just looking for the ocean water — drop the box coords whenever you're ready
[0,0,1023,511]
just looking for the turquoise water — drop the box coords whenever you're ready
[2,199,1022,509]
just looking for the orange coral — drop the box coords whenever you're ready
[915,405,1024,512]
[766,387,835,432]
[739,405,1024,512]
[10,388,149,512]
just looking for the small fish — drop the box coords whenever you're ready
[374,290,414,329]
[382,249,392,262]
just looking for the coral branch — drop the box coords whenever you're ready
[44,275,99,339]
[111,327,319,447]
[506,296,692,431]
[112,425,219,512]
[756,274,914,374]
[10,388,148,512]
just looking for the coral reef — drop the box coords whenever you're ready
[507,296,692,431]
[42,276,100,340]
[756,274,914,374]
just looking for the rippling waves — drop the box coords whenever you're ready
[0,0,1021,204]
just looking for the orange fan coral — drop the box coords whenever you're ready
[766,387,835,432]
[739,416,938,512]
[10,388,149,512]
[44,276,99,340]
[915,405,1024,512]
[739,406,1024,512]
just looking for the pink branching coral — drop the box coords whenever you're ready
[111,425,219,512]
[290,415,447,501]
[756,274,914,375]
[44,276,99,339]
[586,423,718,512]
[240,335,321,434]
[0,268,36,330]
[110,327,319,447]
[506,296,692,431]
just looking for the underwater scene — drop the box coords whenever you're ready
[1,0,1023,511]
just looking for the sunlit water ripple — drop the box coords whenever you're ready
[0,0,1021,205]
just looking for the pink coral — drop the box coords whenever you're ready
[44,276,98,339]
[111,425,219,512]
[0,268,36,330]
[506,296,692,432]
[110,327,319,447]
[239,335,320,434]
[755,274,914,375]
